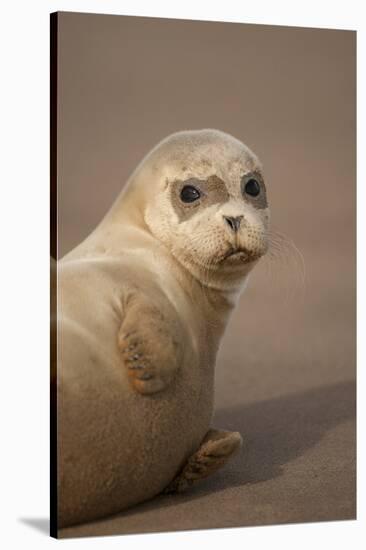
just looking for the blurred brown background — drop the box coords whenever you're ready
[57,12,356,537]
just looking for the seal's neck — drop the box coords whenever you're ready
[65,200,248,334]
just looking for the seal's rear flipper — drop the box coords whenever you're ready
[163,428,243,493]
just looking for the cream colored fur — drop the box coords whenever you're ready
[57,129,269,527]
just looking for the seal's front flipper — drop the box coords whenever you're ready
[118,292,183,395]
[164,429,243,493]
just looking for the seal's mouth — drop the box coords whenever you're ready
[220,246,261,264]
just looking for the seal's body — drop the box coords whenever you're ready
[57,129,270,527]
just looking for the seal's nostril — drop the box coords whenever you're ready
[223,215,243,233]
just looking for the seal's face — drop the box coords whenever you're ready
[144,130,270,289]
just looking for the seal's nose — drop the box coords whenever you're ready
[223,215,243,233]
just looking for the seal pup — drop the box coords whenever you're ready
[57,129,270,527]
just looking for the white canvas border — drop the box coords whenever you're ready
[0,1,363,548]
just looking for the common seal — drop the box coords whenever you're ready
[57,128,270,528]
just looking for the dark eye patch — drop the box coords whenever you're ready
[241,172,268,209]
[170,175,229,222]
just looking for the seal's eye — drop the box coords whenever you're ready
[244,178,261,197]
[180,185,201,203]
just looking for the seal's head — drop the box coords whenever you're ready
[121,129,270,291]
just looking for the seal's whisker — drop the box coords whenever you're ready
[263,228,307,307]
